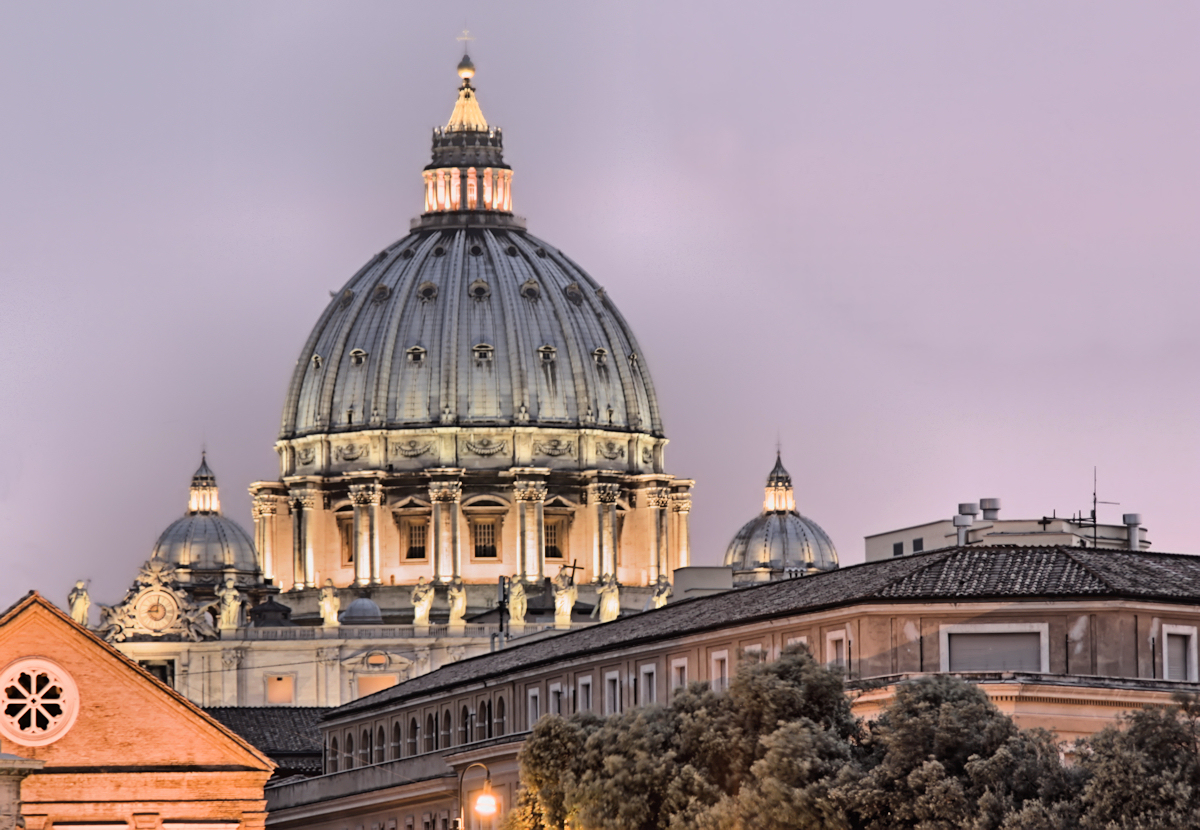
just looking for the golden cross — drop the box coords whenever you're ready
[456,29,475,45]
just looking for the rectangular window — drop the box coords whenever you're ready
[544,520,564,559]
[786,635,809,649]
[266,674,295,704]
[1163,625,1199,682]
[604,671,621,714]
[406,521,428,560]
[473,521,498,559]
[357,674,399,699]
[639,666,657,705]
[549,683,563,715]
[892,541,903,557]
[939,623,1050,673]
[671,658,688,692]
[912,537,924,553]
[340,515,355,565]
[527,688,541,726]
[578,677,593,712]
[710,651,729,693]
[826,631,847,669]
[139,659,175,687]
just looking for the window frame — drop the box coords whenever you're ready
[710,650,729,693]
[577,676,593,712]
[825,629,848,670]
[604,670,621,714]
[638,664,657,705]
[670,657,688,693]
[1162,624,1199,682]
[938,622,1050,673]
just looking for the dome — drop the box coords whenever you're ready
[278,57,663,461]
[151,455,259,577]
[723,454,838,581]
[340,596,384,625]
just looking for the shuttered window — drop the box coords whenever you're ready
[1167,633,1190,681]
[948,632,1041,672]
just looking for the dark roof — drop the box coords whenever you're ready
[330,545,1200,718]
[204,707,328,761]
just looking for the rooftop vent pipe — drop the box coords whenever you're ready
[980,498,1001,521]
[1123,513,1142,550]
[954,503,977,546]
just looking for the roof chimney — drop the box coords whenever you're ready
[980,498,1001,521]
[954,503,977,546]
[1123,513,1142,550]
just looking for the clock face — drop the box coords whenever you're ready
[134,590,180,632]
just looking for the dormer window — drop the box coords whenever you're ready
[406,346,426,363]
[473,344,494,362]
[350,349,367,366]
[311,354,323,370]
[538,345,557,363]
[592,348,608,366]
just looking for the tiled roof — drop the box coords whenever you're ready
[204,707,329,758]
[331,546,1200,719]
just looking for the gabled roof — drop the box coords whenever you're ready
[0,592,274,771]
[330,545,1200,719]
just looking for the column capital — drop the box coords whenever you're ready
[288,488,320,510]
[594,483,622,504]
[645,487,670,509]
[349,481,384,506]
[252,494,279,517]
[221,648,246,669]
[670,493,692,513]
[514,481,548,502]
[429,481,463,503]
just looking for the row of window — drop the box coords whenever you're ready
[892,537,925,557]
[337,516,568,564]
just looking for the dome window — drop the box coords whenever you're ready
[417,282,438,302]
[469,244,484,256]
[592,348,608,366]
[520,279,541,301]
[538,345,557,363]
[338,289,355,309]
[350,349,367,366]
[406,346,427,364]
[311,354,323,370]
[400,248,415,260]
[432,245,447,257]
[372,285,392,304]
[469,278,491,301]
[505,245,519,257]
[473,344,495,362]
[535,247,547,258]
[563,283,584,306]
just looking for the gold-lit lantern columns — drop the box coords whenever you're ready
[348,479,385,586]
[513,472,549,584]
[422,165,512,214]
[642,485,672,584]
[287,486,323,590]
[428,473,464,583]
[669,484,694,570]
[251,492,283,584]
[586,480,625,579]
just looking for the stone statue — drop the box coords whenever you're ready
[182,600,219,642]
[649,574,673,610]
[215,577,243,629]
[410,577,434,626]
[592,573,621,623]
[552,565,577,627]
[318,578,340,626]
[68,580,91,626]
[447,576,467,625]
[507,576,527,626]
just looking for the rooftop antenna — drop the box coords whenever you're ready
[1078,467,1120,548]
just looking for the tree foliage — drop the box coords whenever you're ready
[506,649,1200,830]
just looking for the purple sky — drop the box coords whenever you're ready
[2,2,1198,606]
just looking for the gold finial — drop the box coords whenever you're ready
[456,30,476,81]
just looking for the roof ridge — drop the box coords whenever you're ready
[873,547,958,593]
[1056,545,1120,591]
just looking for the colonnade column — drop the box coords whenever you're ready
[670,492,692,570]
[646,487,670,582]
[350,481,383,586]
[429,481,462,582]
[594,483,621,577]
[515,481,548,583]
[251,494,278,583]
[288,489,318,589]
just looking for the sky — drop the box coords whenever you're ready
[1,2,1198,606]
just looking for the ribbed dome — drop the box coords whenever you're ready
[340,596,384,625]
[724,454,838,580]
[151,456,259,576]
[280,229,662,439]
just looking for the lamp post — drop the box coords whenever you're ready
[455,761,497,830]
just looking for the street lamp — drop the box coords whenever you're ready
[456,761,498,830]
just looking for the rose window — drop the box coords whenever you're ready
[0,658,80,746]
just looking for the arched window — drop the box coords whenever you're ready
[345,734,355,769]
[495,697,506,737]
[375,726,386,763]
[409,717,419,756]
[425,714,436,752]
[329,736,339,773]
[361,729,371,765]
[479,701,491,741]
[392,722,402,760]
[460,705,471,745]
[441,711,452,749]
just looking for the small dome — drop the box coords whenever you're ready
[340,596,384,625]
[151,455,259,576]
[723,454,838,581]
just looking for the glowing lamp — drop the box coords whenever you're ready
[475,786,498,816]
